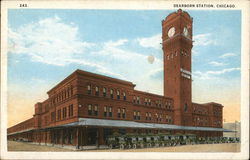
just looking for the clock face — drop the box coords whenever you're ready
[168,27,175,38]
[183,27,189,37]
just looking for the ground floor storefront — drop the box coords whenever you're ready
[7,118,226,149]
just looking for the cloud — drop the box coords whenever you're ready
[147,68,163,79]
[193,67,240,80]
[193,33,217,46]
[219,53,237,58]
[94,39,162,65]
[104,39,128,47]
[8,16,95,66]
[209,61,226,66]
[136,34,161,49]
[8,16,129,79]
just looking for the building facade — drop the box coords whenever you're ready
[7,9,225,149]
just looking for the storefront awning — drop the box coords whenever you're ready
[61,118,231,132]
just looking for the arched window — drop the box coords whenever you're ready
[122,108,126,118]
[117,90,120,99]
[95,86,99,96]
[123,92,126,100]
[104,106,107,117]
[110,89,113,99]
[117,108,121,118]
[103,87,106,97]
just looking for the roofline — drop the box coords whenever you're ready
[8,117,34,130]
[134,90,173,100]
[47,69,136,94]
[192,102,223,107]
[47,71,78,94]
[75,69,136,87]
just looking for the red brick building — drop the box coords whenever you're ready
[7,9,225,149]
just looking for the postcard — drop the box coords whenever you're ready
[1,0,249,159]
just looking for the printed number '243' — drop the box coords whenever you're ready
[20,4,28,7]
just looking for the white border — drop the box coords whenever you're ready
[1,0,249,159]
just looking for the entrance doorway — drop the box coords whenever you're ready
[87,128,98,145]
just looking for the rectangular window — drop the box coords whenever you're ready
[104,106,107,117]
[69,104,73,117]
[94,105,98,116]
[71,87,73,96]
[133,96,136,103]
[145,98,147,105]
[62,107,67,119]
[137,111,140,120]
[109,107,112,117]
[87,85,91,95]
[137,97,140,104]
[51,112,55,122]
[133,111,137,120]
[149,113,152,120]
[123,92,126,100]
[103,87,106,97]
[146,112,148,120]
[149,99,151,106]
[117,108,121,118]
[88,104,92,115]
[95,87,99,96]
[122,108,126,118]
[110,89,113,99]
[57,109,61,120]
[117,90,120,99]
[156,114,158,121]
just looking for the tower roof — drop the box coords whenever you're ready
[162,9,192,23]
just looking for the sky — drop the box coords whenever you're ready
[7,9,241,127]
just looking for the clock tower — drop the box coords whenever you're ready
[162,9,193,126]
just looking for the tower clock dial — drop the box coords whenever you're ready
[183,27,189,37]
[168,27,175,38]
